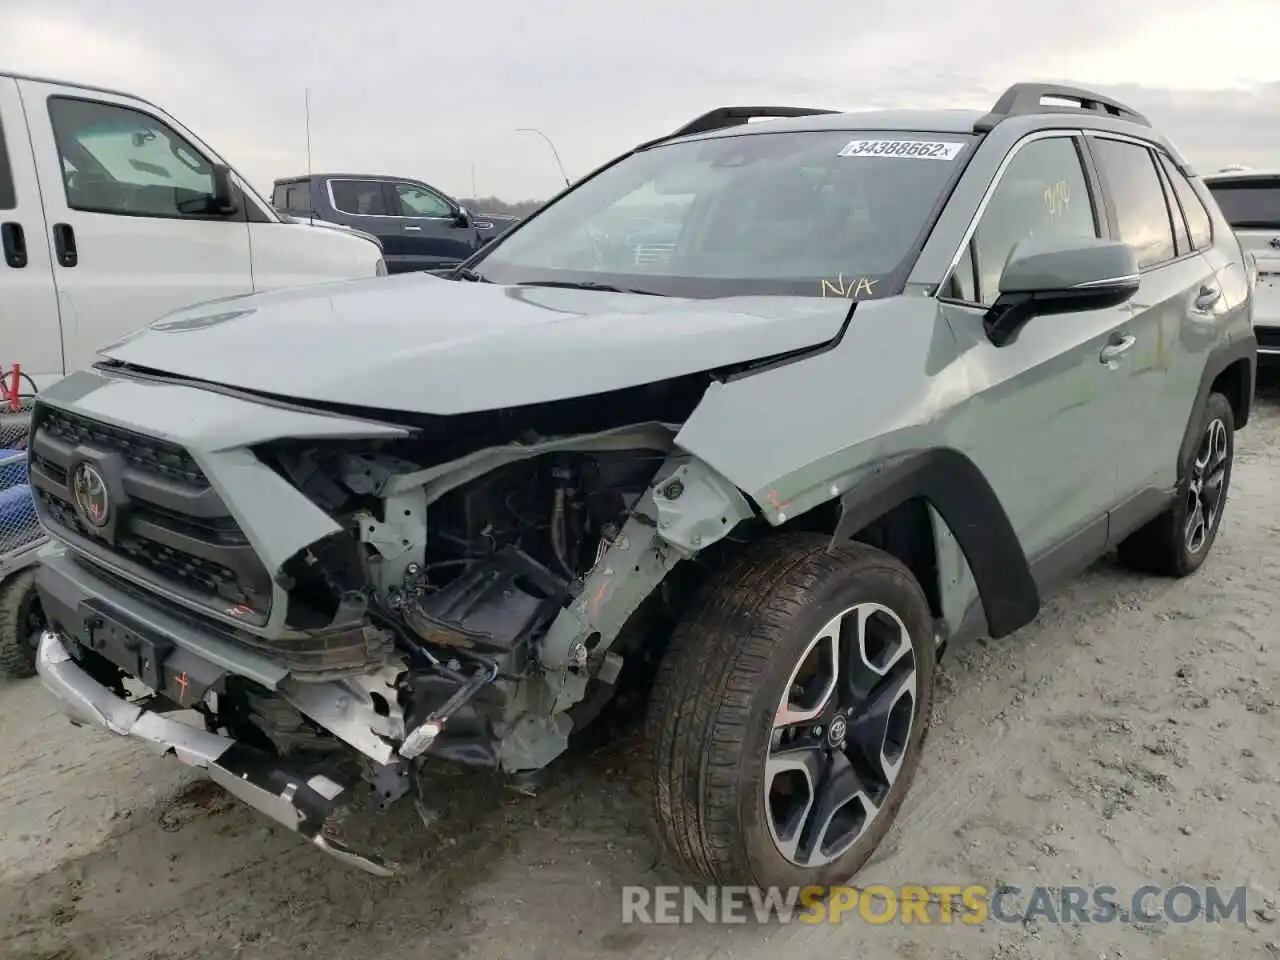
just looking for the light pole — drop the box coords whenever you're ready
[516,127,571,188]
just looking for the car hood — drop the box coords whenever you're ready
[98,272,853,415]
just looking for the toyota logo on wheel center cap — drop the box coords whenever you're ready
[827,714,848,747]
[72,461,112,529]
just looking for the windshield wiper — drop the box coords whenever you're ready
[515,280,662,295]
[453,266,492,282]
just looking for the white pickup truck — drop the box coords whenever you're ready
[0,71,387,389]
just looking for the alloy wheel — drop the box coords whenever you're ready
[1185,417,1229,555]
[764,602,918,868]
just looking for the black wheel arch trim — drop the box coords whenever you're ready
[1177,333,1256,475]
[830,448,1039,640]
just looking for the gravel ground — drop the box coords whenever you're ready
[3,382,1280,960]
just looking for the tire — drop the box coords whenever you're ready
[645,532,936,888]
[1118,391,1234,578]
[0,568,43,680]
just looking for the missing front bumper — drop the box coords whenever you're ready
[35,629,396,877]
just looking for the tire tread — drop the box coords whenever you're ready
[0,569,39,680]
[645,532,934,885]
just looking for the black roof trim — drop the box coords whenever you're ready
[636,105,840,150]
[973,83,1149,133]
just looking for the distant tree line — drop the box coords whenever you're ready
[459,197,545,218]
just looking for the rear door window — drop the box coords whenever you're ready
[1153,159,1192,257]
[1205,177,1280,230]
[0,113,15,210]
[329,179,390,216]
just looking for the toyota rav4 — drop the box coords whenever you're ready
[28,83,1256,888]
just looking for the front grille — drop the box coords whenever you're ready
[37,405,207,486]
[28,404,272,623]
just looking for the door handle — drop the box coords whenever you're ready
[1194,285,1221,310]
[404,225,422,231]
[52,222,78,268]
[1,222,27,268]
[1099,335,1136,365]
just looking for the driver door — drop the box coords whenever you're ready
[942,133,1130,581]
[388,181,476,273]
[17,78,252,373]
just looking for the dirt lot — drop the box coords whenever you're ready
[3,385,1280,960]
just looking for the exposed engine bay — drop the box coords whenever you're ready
[189,420,757,819]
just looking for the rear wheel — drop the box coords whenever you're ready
[645,533,935,887]
[0,569,43,680]
[1118,391,1234,577]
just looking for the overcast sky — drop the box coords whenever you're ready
[2,0,1277,201]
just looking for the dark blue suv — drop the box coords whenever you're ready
[271,173,521,275]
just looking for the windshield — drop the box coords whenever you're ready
[471,130,976,298]
[1206,177,1280,229]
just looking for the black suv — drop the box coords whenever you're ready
[271,173,521,275]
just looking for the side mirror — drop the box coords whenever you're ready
[210,164,238,216]
[453,205,471,228]
[984,236,1139,347]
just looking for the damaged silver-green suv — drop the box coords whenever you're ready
[29,82,1256,887]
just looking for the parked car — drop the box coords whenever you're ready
[30,85,1254,890]
[1203,168,1279,364]
[0,72,387,391]
[271,174,520,274]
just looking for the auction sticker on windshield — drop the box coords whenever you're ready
[838,139,965,160]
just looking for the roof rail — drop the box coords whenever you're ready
[973,83,1149,133]
[637,106,839,149]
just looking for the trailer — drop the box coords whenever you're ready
[0,397,47,679]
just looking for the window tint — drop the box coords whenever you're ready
[272,183,288,208]
[48,97,220,219]
[330,179,389,215]
[1204,177,1280,230]
[1158,155,1213,251]
[1090,137,1176,269]
[0,114,14,210]
[395,182,452,217]
[969,136,1099,305]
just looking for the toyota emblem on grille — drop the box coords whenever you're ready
[72,461,111,529]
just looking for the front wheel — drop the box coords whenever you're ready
[0,568,43,680]
[645,533,936,888]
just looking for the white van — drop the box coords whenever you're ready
[0,72,386,387]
